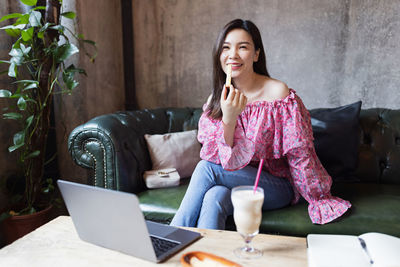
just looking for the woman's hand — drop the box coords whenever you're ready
[220,84,247,127]
[220,85,247,147]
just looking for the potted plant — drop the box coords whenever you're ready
[0,0,95,243]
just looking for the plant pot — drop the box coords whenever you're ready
[1,205,53,245]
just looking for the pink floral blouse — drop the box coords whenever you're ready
[197,89,351,224]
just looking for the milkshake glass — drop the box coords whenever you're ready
[231,186,264,259]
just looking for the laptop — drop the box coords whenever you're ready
[57,179,201,263]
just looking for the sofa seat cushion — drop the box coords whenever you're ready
[261,183,400,237]
[139,184,189,223]
[138,183,400,237]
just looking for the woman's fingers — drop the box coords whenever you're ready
[221,84,247,111]
[233,89,240,106]
[221,85,228,101]
[221,85,235,101]
[227,85,235,101]
[239,92,247,109]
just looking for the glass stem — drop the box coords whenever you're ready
[243,235,254,252]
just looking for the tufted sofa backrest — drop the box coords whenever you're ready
[165,107,400,185]
[356,109,400,184]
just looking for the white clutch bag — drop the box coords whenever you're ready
[143,168,180,189]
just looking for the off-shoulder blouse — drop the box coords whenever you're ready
[197,89,351,224]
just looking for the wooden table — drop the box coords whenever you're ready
[0,216,307,267]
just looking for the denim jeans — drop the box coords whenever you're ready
[170,160,294,230]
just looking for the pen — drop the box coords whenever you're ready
[358,237,374,265]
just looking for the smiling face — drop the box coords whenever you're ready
[219,29,260,80]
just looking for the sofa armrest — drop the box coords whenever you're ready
[68,109,170,193]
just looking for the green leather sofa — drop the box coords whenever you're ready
[68,107,400,237]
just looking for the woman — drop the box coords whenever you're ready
[170,19,350,229]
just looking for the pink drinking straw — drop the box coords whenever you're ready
[253,158,264,193]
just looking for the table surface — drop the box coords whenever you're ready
[0,216,307,267]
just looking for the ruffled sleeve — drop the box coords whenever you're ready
[286,147,351,224]
[278,94,351,224]
[197,105,255,171]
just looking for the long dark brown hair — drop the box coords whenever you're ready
[206,19,270,119]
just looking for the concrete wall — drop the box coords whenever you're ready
[132,0,400,110]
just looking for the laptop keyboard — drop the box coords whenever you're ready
[150,235,180,258]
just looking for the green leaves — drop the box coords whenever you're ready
[8,46,21,77]
[0,24,25,38]
[15,14,29,25]
[54,43,79,63]
[3,112,23,120]
[20,43,31,54]
[8,44,31,69]
[20,0,38,6]
[12,38,22,50]
[9,47,24,58]
[17,97,27,110]
[26,150,40,159]
[0,0,94,215]
[6,114,38,153]
[62,72,79,90]
[2,81,39,113]
[62,64,86,90]
[0,7,42,41]
[42,178,54,194]
[26,115,34,128]
[23,83,38,90]
[0,13,22,22]
[0,90,12,97]
[8,63,17,77]
[13,132,24,145]
[21,27,34,41]
[14,80,39,86]
[49,25,64,34]
[37,22,50,39]
[32,6,46,11]
[28,11,42,27]
[61,12,76,19]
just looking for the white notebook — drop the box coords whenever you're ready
[307,232,400,267]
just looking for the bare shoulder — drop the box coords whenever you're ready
[264,78,289,101]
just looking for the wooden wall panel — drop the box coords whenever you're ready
[0,0,25,214]
[0,1,125,207]
[54,0,125,184]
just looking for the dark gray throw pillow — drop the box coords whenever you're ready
[310,101,362,182]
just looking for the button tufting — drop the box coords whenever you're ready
[84,140,107,188]
[363,133,372,145]
[396,137,400,145]
[379,160,387,171]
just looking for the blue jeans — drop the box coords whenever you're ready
[170,160,294,229]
